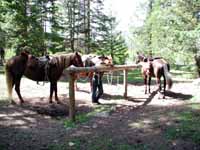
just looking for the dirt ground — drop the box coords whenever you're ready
[0,74,200,150]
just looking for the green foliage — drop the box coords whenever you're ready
[0,0,129,64]
[132,0,200,66]
[0,0,64,56]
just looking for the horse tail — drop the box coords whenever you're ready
[163,64,173,89]
[5,64,13,100]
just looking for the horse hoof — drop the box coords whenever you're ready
[158,95,165,99]
[11,100,16,105]
[49,101,53,104]
[20,102,24,106]
[56,100,62,104]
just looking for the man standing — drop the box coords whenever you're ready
[92,72,104,104]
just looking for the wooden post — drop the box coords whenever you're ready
[69,73,76,121]
[123,69,128,98]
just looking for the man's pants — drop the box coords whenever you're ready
[92,76,103,103]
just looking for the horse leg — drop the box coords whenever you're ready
[148,76,151,93]
[156,77,162,99]
[14,78,24,104]
[144,75,147,94]
[54,82,61,104]
[9,81,16,104]
[90,77,93,92]
[163,75,166,99]
[49,82,54,103]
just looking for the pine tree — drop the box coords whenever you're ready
[96,16,128,64]
[0,0,62,55]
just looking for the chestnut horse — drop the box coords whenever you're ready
[5,51,83,104]
[136,53,172,98]
[75,54,113,91]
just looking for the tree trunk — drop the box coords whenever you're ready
[86,0,90,54]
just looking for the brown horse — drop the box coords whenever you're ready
[136,53,172,98]
[75,54,113,91]
[5,51,83,104]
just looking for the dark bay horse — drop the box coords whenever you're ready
[136,53,172,98]
[0,47,5,65]
[75,54,113,91]
[5,51,83,104]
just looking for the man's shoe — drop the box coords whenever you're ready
[93,101,101,105]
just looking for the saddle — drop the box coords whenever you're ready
[38,55,50,64]
[37,55,51,83]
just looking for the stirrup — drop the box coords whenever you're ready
[37,81,45,86]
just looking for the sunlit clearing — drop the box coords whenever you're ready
[129,119,153,129]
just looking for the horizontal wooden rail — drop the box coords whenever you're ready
[65,64,141,73]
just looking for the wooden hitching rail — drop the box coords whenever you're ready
[66,64,141,121]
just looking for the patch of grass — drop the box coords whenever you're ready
[187,102,200,110]
[166,109,200,144]
[102,69,143,84]
[63,113,91,129]
[171,65,197,79]
[0,98,10,106]
[191,95,200,102]
[63,105,114,129]
[47,139,82,150]
[48,137,149,150]
[117,144,148,150]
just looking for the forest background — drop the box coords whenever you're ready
[0,0,200,75]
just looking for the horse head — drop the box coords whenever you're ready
[93,54,113,67]
[99,55,113,67]
[71,52,84,67]
[135,52,147,64]
[20,50,30,57]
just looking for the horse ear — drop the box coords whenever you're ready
[98,54,106,59]
[20,51,29,57]
[107,54,112,58]
[75,51,79,56]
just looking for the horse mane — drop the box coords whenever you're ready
[50,52,76,69]
[51,51,71,56]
